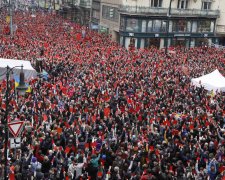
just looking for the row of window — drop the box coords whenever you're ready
[151,0,211,10]
[122,36,212,49]
[102,5,119,22]
[121,18,214,33]
[101,1,213,23]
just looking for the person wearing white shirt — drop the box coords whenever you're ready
[74,155,86,179]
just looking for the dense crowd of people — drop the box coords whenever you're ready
[0,9,225,180]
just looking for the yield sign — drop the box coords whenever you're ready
[8,121,24,138]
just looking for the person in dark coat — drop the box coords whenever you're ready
[41,156,51,174]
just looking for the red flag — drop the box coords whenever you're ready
[42,114,48,121]
[205,121,210,127]
[219,166,225,173]
[97,171,103,178]
[85,143,89,149]
[51,103,55,109]
[44,42,48,48]
[104,107,110,117]
[64,122,70,128]
[1,103,6,110]
[65,147,70,154]
[91,142,97,148]
[172,119,178,125]
[9,173,15,180]
[149,146,154,151]
[76,33,82,41]
[92,115,96,122]
[172,129,179,135]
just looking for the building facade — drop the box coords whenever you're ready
[90,0,100,30]
[59,0,89,25]
[216,1,225,45]
[97,0,222,49]
[99,0,120,40]
[0,0,3,8]
[79,0,91,26]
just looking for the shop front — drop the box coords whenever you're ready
[119,15,217,50]
[120,31,216,50]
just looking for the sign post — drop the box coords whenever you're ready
[8,121,24,138]
[8,121,23,159]
[10,137,21,149]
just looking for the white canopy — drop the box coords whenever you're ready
[0,58,37,80]
[191,69,225,92]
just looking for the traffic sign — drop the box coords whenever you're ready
[8,121,24,138]
[10,137,21,149]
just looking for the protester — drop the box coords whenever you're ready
[0,9,225,180]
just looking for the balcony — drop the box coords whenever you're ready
[216,25,225,34]
[80,0,91,8]
[172,8,220,18]
[119,5,220,18]
[119,5,167,15]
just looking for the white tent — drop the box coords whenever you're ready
[0,58,37,80]
[191,69,225,92]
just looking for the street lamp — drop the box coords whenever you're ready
[9,0,13,36]
[165,0,172,55]
[1,65,28,180]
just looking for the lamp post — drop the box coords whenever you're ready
[9,0,13,36]
[89,0,93,29]
[165,0,172,55]
[2,65,28,180]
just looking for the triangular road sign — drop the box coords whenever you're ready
[8,121,24,138]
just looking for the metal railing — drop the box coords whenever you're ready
[119,5,167,15]
[119,5,220,17]
[216,25,225,34]
[172,8,220,17]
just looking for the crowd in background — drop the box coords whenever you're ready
[0,9,225,180]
